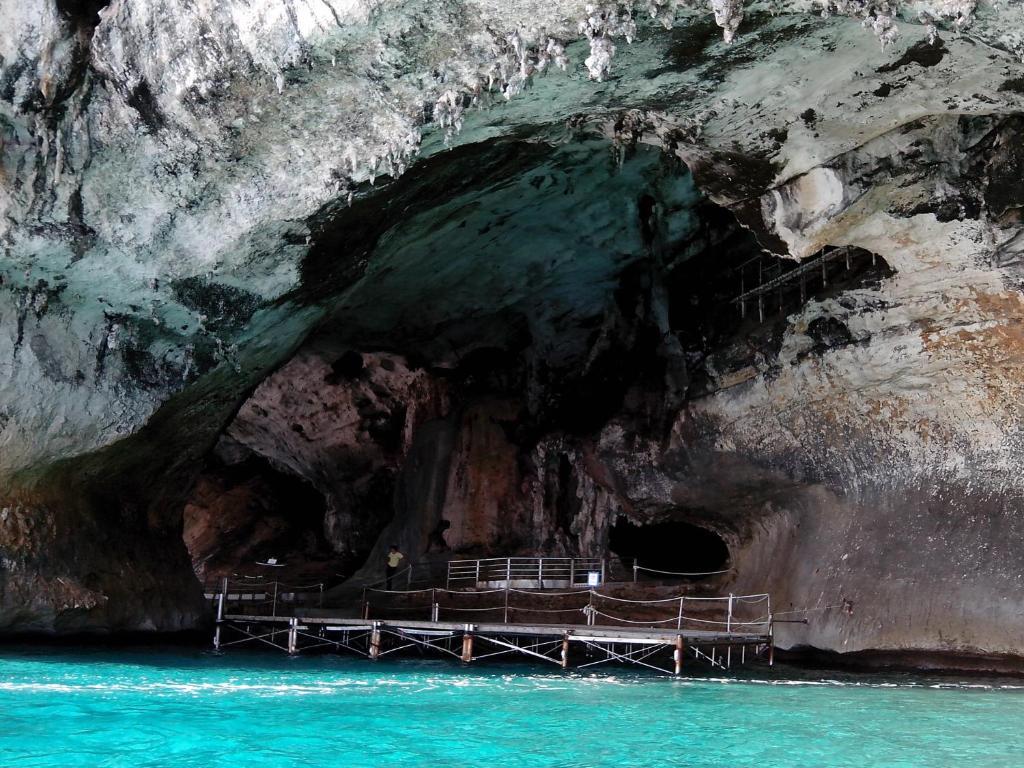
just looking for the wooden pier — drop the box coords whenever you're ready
[209,573,775,674]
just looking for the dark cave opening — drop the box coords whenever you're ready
[608,517,730,579]
[182,453,336,582]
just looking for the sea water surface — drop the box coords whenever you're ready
[1,647,1023,768]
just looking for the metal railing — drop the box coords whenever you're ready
[729,245,878,322]
[446,557,608,589]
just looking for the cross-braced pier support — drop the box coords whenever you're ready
[214,615,773,674]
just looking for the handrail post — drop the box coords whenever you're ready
[633,559,638,582]
[538,558,543,587]
[677,596,684,630]
[272,581,278,617]
[569,558,575,586]
[600,557,606,585]
[475,559,481,586]
[218,576,228,620]
[407,564,413,588]
[506,557,511,585]
[727,593,734,633]
[319,583,324,608]
[504,584,509,624]
[430,588,436,622]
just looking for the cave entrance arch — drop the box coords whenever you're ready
[608,516,729,580]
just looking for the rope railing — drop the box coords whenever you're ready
[212,563,773,636]
[362,586,772,633]
[354,560,451,592]
[360,563,416,591]
[507,605,585,614]
[211,577,326,616]
[591,611,682,626]
[631,562,732,580]
[592,593,689,605]
[501,589,585,602]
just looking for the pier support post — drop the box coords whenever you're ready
[561,632,570,669]
[461,625,474,663]
[674,636,684,675]
[369,621,382,661]
[288,618,298,655]
[214,576,227,651]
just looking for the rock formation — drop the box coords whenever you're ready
[3,0,1024,667]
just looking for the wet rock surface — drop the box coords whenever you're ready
[1,0,1024,667]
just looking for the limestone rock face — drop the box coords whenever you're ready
[3,0,1024,665]
[222,347,449,571]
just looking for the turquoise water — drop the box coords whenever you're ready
[2,648,1023,767]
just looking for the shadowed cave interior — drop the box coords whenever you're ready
[178,139,891,589]
[608,517,731,579]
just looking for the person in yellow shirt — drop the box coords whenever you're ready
[385,545,404,589]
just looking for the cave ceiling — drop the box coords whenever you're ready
[4,1,1022,478]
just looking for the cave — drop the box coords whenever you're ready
[190,139,776,583]
[5,0,1024,676]
[608,517,730,580]
[181,451,334,584]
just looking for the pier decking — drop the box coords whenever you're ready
[209,567,774,674]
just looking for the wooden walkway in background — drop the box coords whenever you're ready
[212,582,775,674]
